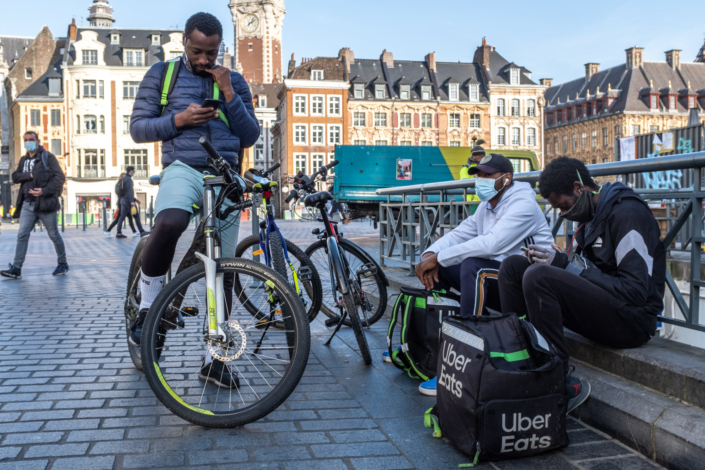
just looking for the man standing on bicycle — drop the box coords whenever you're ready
[128,12,259,388]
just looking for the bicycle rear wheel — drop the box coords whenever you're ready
[140,258,309,427]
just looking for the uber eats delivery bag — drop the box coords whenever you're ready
[387,287,461,380]
[425,313,568,464]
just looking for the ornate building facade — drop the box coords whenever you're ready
[544,46,705,165]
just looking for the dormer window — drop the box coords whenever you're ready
[448,83,459,101]
[469,84,479,101]
[354,84,364,99]
[375,85,386,99]
[510,68,520,85]
[48,78,60,97]
[25,68,32,79]
[82,50,98,65]
[650,95,658,110]
[111,34,120,45]
[688,96,696,109]
[151,35,161,45]
[259,96,267,108]
[400,85,410,100]
[311,70,324,81]
[124,50,144,67]
[668,95,676,110]
[421,85,432,100]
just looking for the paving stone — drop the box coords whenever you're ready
[155,437,213,452]
[0,461,48,470]
[127,426,183,439]
[67,429,125,442]
[20,411,74,422]
[300,418,378,431]
[563,442,634,461]
[350,456,415,470]
[76,408,127,419]
[24,443,89,458]
[253,445,312,461]
[310,442,400,458]
[50,456,115,470]
[90,440,150,455]
[123,451,184,468]
[101,416,155,428]
[0,446,21,460]
[330,429,388,443]
[0,422,43,433]
[284,460,348,470]
[188,449,249,465]
[266,410,318,421]
[579,456,661,469]
[44,419,100,431]
[215,433,272,447]
[274,431,331,445]
[2,431,64,445]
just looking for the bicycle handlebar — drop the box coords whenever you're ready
[199,137,221,161]
[284,191,298,204]
[263,163,281,176]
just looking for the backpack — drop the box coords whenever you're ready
[424,313,568,466]
[115,178,126,198]
[387,287,461,380]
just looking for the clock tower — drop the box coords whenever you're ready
[228,0,285,84]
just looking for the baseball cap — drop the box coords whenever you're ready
[468,153,514,175]
[471,145,485,156]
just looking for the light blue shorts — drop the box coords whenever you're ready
[154,160,240,258]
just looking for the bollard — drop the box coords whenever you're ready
[102,203,107,231]
[82,202,87,231]
[60,197,64,233]
[39,220,43,232]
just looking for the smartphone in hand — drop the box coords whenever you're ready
[203,99,222,110]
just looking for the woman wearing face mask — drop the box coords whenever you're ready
[411,153,554,397]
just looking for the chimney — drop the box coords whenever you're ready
[381,49,393,68]
[625,46,644,68]
[69,18,77,41]
[473,37,491,71]
[665,49,681,69]
[338,47,354,72]
[540,78,553,87]
[425,52,436,72]
[584,63,600,79]
[223,47,232,71]
[287,53,296,78]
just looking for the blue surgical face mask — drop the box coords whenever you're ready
[24,141,37,153]
[475,174,507,201]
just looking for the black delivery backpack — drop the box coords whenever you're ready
[387,287,461,380]
[425,313,568,465]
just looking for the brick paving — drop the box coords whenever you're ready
[0,219,663,469]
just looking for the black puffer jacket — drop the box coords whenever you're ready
[552,182,666,336]
[12,146,65,217]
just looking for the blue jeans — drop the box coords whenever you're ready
[435,257,502,317]
[13,201,67,268]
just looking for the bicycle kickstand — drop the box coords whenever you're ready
[324,309,348,346]
[252,311,276,355]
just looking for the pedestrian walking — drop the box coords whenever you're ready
[1,132,68,279]
[9,205,15,224]
[104,172,137,237]
[115,167,149,239]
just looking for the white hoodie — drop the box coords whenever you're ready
[424,182,554,267]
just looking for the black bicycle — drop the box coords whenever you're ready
[125,138,309,427]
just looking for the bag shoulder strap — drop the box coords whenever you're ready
[41,151,49,169]
[160,59,181,116]
[212,82,230,127]
[386,294,409,371]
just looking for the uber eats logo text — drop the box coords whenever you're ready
[500,413,552,453]
[438,342,471,398]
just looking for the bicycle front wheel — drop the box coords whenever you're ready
[140,258,310,427]
[124,236,149,370]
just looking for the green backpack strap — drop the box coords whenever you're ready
[212,83,229,126]
[160,60,180,116]
[386,294,410,371]
[423,408,442,438]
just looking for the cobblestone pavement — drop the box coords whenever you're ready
[0,220,663,469]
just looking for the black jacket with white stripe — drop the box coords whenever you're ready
[552,182,666,336]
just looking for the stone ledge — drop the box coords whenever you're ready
[572,362,705,470]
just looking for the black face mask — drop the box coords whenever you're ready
[562,189,596,222]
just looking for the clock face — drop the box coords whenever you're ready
[242,14,259,33]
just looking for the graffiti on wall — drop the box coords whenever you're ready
[641,138,692,190]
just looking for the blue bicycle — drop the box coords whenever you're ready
[234,164,323,325]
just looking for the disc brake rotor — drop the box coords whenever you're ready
[207,320,247,362]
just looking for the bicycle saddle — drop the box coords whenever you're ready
[244,169,277,192]
[304,191,333,208]
[149,175,161,186]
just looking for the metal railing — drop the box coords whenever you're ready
[78,166,106,178]
[377,151,705,334]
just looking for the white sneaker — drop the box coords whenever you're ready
[104,230,113,238]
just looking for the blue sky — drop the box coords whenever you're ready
[1,0,703,84]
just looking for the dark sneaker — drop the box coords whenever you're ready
[129,309,149,346]
[199,359,240,389]
[53,264,69,276]
[140,231,150,238]
[116,233,127,239]
[566,374,591,413]
[0,264,21,280]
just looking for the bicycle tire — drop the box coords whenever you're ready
[235,235,323,322]
[305,238,387,327]
[124,236,149,371]
[140,258,310,427]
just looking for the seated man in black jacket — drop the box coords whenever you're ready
[498,157,665,413]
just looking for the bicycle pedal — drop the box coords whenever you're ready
[298,266,312,281]
[324,315,342,327]
[181,306,199,317]
[356,263,378,278]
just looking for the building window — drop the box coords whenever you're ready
[603,128,609,147]
[631,124,640,136]
[450,141,460,147]
[581,133,587,151]
[84,115,97,134]
[554,138,559,155]
[497,127,506,145]
[449,113,460,128]
[311,70,324,81]
[24,68,32,79]
[124,50,144,67]
[75,80,80,99]
[328,125,341,145]
[83,80,97,99]
[100,115,105,134]
[294,125,307,144]
[82,50,98,65]
[354,140,366,145]
[169,51,182,60]
[510,68,520,85]
[294,95,307,115]
[615,125,621,138]
[572,134,577,153]
[48,78,61,96]
[400,85,410,100]
[328,96,341,116]
[527,128,536,146]
[111,34,120,44]
[258,119,263,138]
[30,109,40,127]
[421,141,433,146]
[50,139,61,156]
[375,140,388,146]
[511,128,521,146]
[448,83,459,101]
[123,82,140,99]
[511,99,521,117]
[563,136,568,154]
[123,115,130,134]
[497,98,505,116]
[151,35,160,45]
[688,96,696,109]
[375,85,386,99]
[669,96,676,110]
[421,85,432,100]
[374,112,387,127]
[421,113,432,128]
[259,96,267,108]
[591,130,597,149]
[353,112,365,127]
[650,95,658,110]
[400,113,411,128]
[469,84,479,101]
[294,154,308,174]
[311,125,324,144]
[354,84,364,99]
[75,115,80,134]
[99,80,104,99]
[51,109,61,127]
[400,141,412,146]
[650,125,659,133]
[469,114,480,128]
[311,154,325,173]
[526,99,536,117]
[311,96,324,116]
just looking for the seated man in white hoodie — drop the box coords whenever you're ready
[413,153,554,396]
